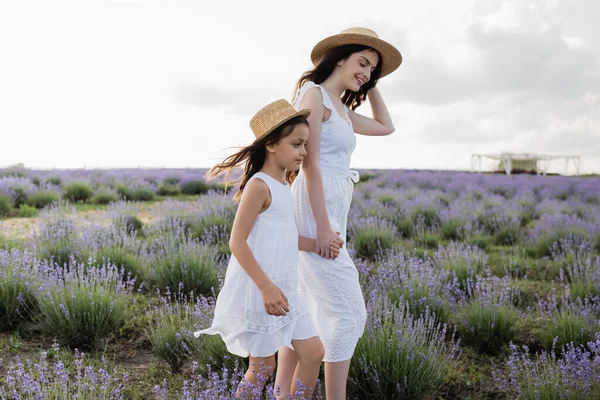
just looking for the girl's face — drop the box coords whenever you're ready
[269,124,309,172]
[338,49,379,92]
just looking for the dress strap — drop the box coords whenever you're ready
[294,81,335,115]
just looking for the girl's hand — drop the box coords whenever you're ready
[260,282,290,316]
[328,232,344,259]
[316,227,340,259]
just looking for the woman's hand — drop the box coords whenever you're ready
[316,226,342,259]
[327,232,344,259]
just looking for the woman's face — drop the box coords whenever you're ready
[338,49,379,92]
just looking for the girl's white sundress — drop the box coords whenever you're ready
[291,82,368,362]
[194,172,318,358]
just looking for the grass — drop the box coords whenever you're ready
[457,302,518,355]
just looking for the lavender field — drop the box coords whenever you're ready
[1,167,600,399]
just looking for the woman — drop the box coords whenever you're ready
[274,27,402,399]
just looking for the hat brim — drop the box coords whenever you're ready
[311,33,402,78]
[254,108,311,142]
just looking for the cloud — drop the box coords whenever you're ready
[378,1,600,171]
[388,24,599,106]
[173,84,285,115]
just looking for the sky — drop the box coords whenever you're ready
[1,0,598,175]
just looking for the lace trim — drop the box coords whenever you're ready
[244,304,307,333]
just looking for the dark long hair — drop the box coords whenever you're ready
[292,44,383,111]
[206,115,308,202]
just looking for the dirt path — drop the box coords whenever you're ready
[0,205,158,239]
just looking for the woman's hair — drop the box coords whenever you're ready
[206,115,308,202]
[292,44,383,111]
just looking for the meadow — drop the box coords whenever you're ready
[1,166,600,399]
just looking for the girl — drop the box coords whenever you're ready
[194,99,342,399]
[275,27,402,399]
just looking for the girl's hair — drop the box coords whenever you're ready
[292,44,383,111]
[206,115,308,202]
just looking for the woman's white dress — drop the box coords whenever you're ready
[291,82,367,362]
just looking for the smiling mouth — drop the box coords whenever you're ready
[356,76,365,86]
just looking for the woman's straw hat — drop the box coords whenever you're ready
[311,27,402,77]
[249,99,311,141]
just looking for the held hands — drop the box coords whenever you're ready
[317,227,344,259]
[328,231,344,259]
[260,282,290,316]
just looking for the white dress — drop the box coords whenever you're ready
[291,82,367,362]
[194,172,318,358]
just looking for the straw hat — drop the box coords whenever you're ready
[249,99,311,141]
[311,27,402,77]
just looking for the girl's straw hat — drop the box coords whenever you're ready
[249,99,311,141]
[311,27,402,77]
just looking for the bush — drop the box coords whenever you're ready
[46,176,62,186]
[434,243,487,288]
[466,235,491,250]
[191,213,234,245]
[494,225,521,246]
[0,195,12,218]
[194,333,247,375]
[181,180,209,195]
[0,235,23,251]
[92,189,120,205]
[129,187,156,202]
[26,191,59,209]
[0,344,130,398]
[349,300,459,399]
[377,194,399,208]
[114,183,132,200]
[352,224,397,261]
[528,230,588,258]
[584,195,599,205]
[146,291,204,372]
[118,215,144,235]
[569,280,600,301]
[541,313,594,351]
[388,285,449,324]
[357,172,377,183]
[1,169,27,178]
[96,246,146,281]
[395,218,415,239]
[410,206,441,229]
[0,249,39,330]
[11,187,28,208]
[493,339,600,399]
[152,245,220,296]
[163,177,181,186]
[458,301,518,355]
[36,261,135,349]
[414,233,440,250]
[491,186,514,199]
[158,183,181,196]
[207,182,227,193]
[18,204,38,218]
[63,182,94,203]
[441,218,466,241]
[476,213,497,235]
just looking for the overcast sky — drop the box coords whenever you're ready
[1,0,598,174]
